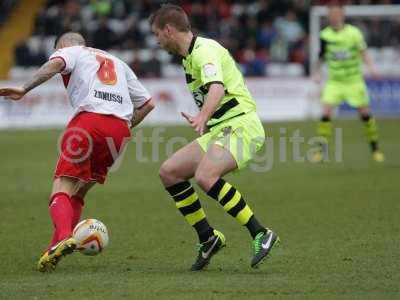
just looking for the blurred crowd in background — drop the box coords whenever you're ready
[0,0,18,26]
[7,0,400,77]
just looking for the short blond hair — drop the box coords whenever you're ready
[149,4,191,32]
[54,32,85,48]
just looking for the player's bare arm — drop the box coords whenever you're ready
[361,50,379,79]
[0,58,65,101]
[130,98,155,128]
[312,59,324,84]
[181,83,225,135]
[313,37,326,84]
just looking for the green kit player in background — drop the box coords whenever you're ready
[312,4,385,162]
[150,4,279,271]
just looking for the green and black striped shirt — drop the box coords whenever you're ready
[320,24,366,82]
[182,36,256,127]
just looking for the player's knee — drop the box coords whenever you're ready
[51,177,79,198]
[358,108,372,121]
[322,106,333,118]
[159,160,178,184]
[75,190,86,199]
[194,169,217,192]
[75,184,93,199]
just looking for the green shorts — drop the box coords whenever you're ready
[322,80,370,108]
[196,112,265,170]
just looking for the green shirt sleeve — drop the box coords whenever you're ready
[192,47,224,86]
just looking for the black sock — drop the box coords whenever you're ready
[370,141,378,152]
[360,114,371,122]
[321,115,331,122]
[194,219,214,243]
[245,215,266,239]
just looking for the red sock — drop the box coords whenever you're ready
[70,195,84,230]
[49,192,73,243]
[48,230,59,250]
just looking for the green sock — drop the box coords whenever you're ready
[361,115,379,152]
[317,117,332,151]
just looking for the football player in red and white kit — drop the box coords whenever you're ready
[0,32,155,272]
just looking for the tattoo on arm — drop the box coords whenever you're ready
[23,59,65,93]
[130,99,155,128]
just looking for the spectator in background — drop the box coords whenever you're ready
[256,0,273,24]
[0,0,17,25]
[240,36,269,76]
[15,42,35,67]
[35,42,49,66]
[368,19,386,47]
[219,16,246,58]
[274,9,305,46]
[19,0,313,76]
[188,3,207,33]
[242,48,268,76]
[15,0,400,78]
[129,53,144,78]
[246,18,259,42]
[141,50,162,78]
[15,40,47,67]
[290,37,308,73]
[257,20,278,48]
[34,3,64,35]
[62,0,82,32]
[90,0,112,17]
[92,17,116,50]
[269,34,289,62]
[392,19,400,45]
[292,0,309,30]
[119,18,144,49]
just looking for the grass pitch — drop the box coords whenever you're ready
[0,119,399,299]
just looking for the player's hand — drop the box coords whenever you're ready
[312,72,323,85]
[181,112,208,135]
[369,69,381,80]
[0,87,26,101]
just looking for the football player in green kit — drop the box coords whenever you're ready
[313,4,385,162]
[149,4,279,271]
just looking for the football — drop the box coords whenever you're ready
[72,219,109,256]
